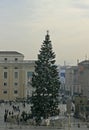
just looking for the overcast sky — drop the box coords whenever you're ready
[0,0,89,65]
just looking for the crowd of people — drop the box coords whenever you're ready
[2,101,29,125]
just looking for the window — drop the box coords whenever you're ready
[4,82,7,86]
[14,72,18,79]
[14,82,18,86]
[4,58,7,61]
[3,90,7,94]
[15,58,18,61]
[14,90,18,94]
[27,72,33,81]
[4,72,7,79]
[4,67,7,69]
[14,67,18,69]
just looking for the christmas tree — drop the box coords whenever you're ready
[31,31,60,125]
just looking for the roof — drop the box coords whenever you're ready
[0,51,24,56]
[78,60,89,65]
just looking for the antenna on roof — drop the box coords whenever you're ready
[77,59,79,65]
[85,54,87,60]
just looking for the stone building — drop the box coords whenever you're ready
[65,66,81,96]
[74,95,89,120]
[0,51,35,101]
[78,60,89,98]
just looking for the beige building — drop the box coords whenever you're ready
[0,51,35,101]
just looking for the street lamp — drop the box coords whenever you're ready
[67,99,71,130]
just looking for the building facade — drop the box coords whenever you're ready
[0,51,35,101]
[65,66,81,96]
[59,65,66,94]
[78,60,89,98]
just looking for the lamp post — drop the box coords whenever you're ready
[67,99,71,130]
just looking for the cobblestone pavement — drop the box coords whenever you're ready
[0,102,88,130]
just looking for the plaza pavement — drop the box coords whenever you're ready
[0,102,88,130]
